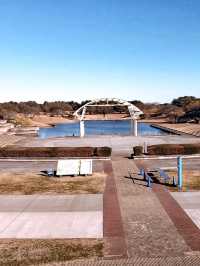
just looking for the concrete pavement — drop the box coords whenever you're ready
[16,134,200,156]
[135,157,200,171]
[0,211,102,238]
[171,192,200,229]
[0,194,103,239]
[0,159,105,173]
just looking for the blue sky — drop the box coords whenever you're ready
[0,0,200,103]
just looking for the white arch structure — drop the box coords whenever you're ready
[73,98,143,137]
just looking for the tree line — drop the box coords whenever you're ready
[0,96,199,123]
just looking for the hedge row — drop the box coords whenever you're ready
[133,146,143,156]
[147,144,200,155]
[0,147,112,157]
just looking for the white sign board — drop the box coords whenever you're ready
[80,159,93,175]
[56,160,80,176]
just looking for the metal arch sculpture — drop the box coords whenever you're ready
[73,98,143,121]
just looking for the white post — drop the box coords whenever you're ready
[133,119,138,136]
[80,120,85,137]
[130,119,133,134]
[144,141,148,153]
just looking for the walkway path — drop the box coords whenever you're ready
[16,135,200,156]
[111,157,192,257]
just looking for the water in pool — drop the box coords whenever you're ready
[39,120,168,139]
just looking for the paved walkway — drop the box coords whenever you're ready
[103,161,127,258]
[0,194,103,238]
[171,192,200,229]
[153,185,200,251]
[17,135,200,156]
[111,157,191,257]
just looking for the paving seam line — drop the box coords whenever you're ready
[0,195,39,235]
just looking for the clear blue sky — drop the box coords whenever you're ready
[0,0,200,103]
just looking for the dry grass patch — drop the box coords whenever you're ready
[0,239,103,266]
[0,135,24,148]
[0,171,106,194]
[165,170,200,191]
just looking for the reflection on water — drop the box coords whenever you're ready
[39,120,168,139]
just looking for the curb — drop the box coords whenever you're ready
[133,154,200,160]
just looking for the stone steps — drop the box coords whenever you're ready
[152,123,200,137]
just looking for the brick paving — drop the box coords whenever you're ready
[41,255,200,265]
[153,184,200,251]
[135,158,200,251]
[103,161,127,258]
[111,157,190,257]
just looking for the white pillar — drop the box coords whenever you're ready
[80,120,85,137]
[133,119,138,136]
[143,141,148,153]
[130,119,133,134]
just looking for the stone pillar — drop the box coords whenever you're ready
[80,120,85,137]
[133,119,138,136]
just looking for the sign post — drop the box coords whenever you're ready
[177,156,183,190]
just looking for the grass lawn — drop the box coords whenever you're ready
[164,170,200,191]
[0,171,106,194]
[0,239,103,266]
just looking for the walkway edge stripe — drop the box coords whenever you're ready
[103,161,127,257]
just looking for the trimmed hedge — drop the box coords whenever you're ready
[0,146,112,158]
[148,144,200,155]
[133,146,143,156]
[94,147,111,157]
